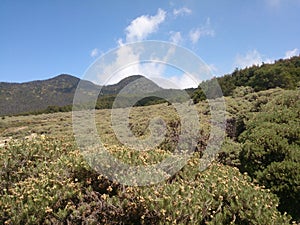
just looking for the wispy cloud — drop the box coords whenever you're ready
[284,48,299,58]
[234,49,273,68]
[169,73,198,89]
[235,50,262,68]
[173,7,192,17]
[90,48,99,58]
[95,41,201,89]
[189,18,215,44]
[189,29,202,44]
[96,44,141,85]
[234,48,299,69]
[105,9,170,87]
[109,9,168,85]
[169,31,182,45]
[124,8,166,43]
[101,8,203,89]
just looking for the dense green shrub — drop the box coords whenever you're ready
[239,90,300,220]
[192,56,300,103]
[256,160,300,218]
[217,138,242,167]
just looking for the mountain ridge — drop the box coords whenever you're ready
[0,74,163,116]
[2,55,299,116]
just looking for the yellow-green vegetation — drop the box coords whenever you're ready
[0,88,299,224]
[0,137,291,224]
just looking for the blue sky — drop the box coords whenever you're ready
[0,0,299,88]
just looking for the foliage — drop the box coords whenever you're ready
[0,137,81,224]
[192,56,300,103]
[0,87,299,224]
[0,135,292,224]
[232,86,254,98]
[217,138,242,167]
[239,90,300,220]
[192,77,223,103]
[116,158,290,224]
[223,56,300,94]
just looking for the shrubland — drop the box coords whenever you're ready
[0,137,291,224]
[1,86,299,224]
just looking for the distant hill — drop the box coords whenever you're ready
[1,74,78,115]
[100,75,162,95]
[0,74,164,116]
[3,55,298,116]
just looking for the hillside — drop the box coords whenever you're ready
[192,55,300,102]
[100,75,162,95]
[0,74,163,116]
[0,74,95,115]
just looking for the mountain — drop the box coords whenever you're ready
[0,74,163,116]
[100,75,162,95]
[2,55,299,116]
[1,74,78,115]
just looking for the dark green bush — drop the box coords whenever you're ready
[239,90,300,221]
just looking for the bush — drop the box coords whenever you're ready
[239,90,300,221]
[256,160,300,218]
[232,86,254,98]
[119,159,291,224]
[0,137,291,224]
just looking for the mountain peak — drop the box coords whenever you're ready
[101,75,162,95]
[116,75,144,84]
[48,74,79,82]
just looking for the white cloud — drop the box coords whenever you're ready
[94,9,207,89]
[94,43,200,89]
[169,31,183,45]
[284,48,299,59]
[117,38,124,46]
[96,45,141,85]
[189,29,201,44]
[95,45,170,86]
[235,50,262,68]
[234,49,273,69]
[168,73,199,89]
[234,48,300,70]
[90,48,99,58]
[189,18,215,44]
[125,8,166,43]
[173,7,192,16]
